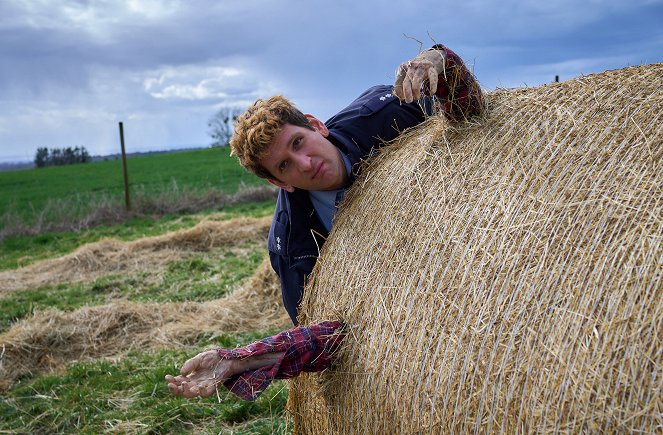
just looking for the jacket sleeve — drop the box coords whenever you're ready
[269,250,317,325]
[428,44,485,122]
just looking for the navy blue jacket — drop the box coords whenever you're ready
[268,85,434,324]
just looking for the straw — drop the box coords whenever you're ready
[290,64,662,433]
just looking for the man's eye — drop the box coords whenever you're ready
[279,161,288,172]
[293,138,301,150]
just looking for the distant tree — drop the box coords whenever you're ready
[33,146,92,168]
[208,106,244,147]
[50,148,63,166]
[63,147,75,164]
[34,147,49,168]
[80,146,91,163]
[73,146,81,164]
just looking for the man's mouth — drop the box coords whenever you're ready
[312,162,323,179]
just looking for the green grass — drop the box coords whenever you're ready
[151,248,266,302]
[0,339,290,434]
[0,147,268,226]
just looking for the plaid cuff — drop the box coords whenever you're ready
[428,44,485,122]
[217,321,345,400]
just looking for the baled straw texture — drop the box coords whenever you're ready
[290,64,662,433]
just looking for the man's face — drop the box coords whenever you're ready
[260,115,348,192]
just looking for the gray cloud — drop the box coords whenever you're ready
[0,0,661,162]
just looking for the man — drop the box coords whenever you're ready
[166,43,484,400]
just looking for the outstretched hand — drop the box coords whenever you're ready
[166,349,286,399]
[165,350,236,398]
[394,49,446,103]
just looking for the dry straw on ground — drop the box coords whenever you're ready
[0,216,290,390]
[0,216,271,293]
[0,256,289,390]
[290,64,662,433]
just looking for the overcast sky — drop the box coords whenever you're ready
[0,0,661,163]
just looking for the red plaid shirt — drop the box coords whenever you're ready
[429,44,484,122]
[217,321,344,400]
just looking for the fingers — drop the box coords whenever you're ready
[403,74,415,103]
[165,374,185,397]
[394,60,437,104]
[165,373,219,398]
[168,350,227,399]
[180,379,218,398]
[181,383,204,398]
[427,66,438,95]
[405,63,425,102]
[393,63,407,100]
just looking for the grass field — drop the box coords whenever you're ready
[0,150,292,433]
[0,147,269,230]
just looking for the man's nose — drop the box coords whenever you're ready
[295,154,313,172]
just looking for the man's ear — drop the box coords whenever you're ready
[305,114,329,137]
[267,178,296,193]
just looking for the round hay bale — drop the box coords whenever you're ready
[290,64,662,433]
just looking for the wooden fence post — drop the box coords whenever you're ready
[119,122,131,210]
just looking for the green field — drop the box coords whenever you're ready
[0,147,269,227]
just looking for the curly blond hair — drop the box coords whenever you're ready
[230,96,313,179]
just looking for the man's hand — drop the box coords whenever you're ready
[165,350,236,398]
[165,349,286,399]
[394,49,446,103]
